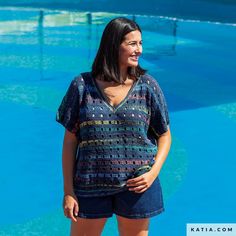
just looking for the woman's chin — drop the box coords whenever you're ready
[128,61,139,67]
[120,62,139,70]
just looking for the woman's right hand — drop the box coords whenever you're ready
[63,193,79,222]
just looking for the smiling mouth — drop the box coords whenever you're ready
[130,56,139,61]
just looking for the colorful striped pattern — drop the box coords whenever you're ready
[56,72,169,197]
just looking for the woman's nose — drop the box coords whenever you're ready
[135,44,142,54]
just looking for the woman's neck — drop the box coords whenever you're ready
[120,67,129,83]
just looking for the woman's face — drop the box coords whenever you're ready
[119,30,142,70]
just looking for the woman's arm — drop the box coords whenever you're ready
[62,129,78,195]
[126,127,171,193]
[150,127,172,178]
[62,130,79,222]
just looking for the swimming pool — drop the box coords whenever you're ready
[0,7,235,236]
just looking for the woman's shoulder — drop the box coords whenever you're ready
[140,73,161,91]
[74,72,89,82]
[67,72,90,94]
[72,71,92,86]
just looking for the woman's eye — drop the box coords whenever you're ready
[129,42,142,46]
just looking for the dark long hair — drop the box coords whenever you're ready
[92,17,146,84]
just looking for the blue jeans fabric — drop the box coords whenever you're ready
[75,177,164,219]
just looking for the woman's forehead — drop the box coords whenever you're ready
[123,30,142,41]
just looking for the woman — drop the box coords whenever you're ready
[56,17,171,236]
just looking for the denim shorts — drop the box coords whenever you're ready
[75,177,164,219]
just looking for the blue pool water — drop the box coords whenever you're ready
[0,7,236,236]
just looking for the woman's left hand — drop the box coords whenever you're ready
[126,170,157,193]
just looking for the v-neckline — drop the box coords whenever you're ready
[90,73,140,112]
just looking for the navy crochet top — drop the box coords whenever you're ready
[56,72,170,197]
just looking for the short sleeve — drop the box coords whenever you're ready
[149,82,170,138]
[56,78,80,134]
